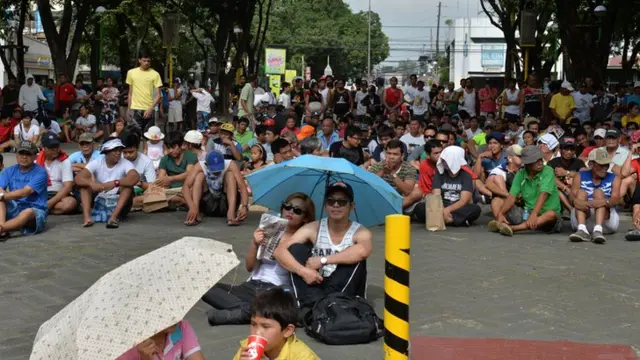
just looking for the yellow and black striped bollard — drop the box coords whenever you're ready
[383,214,411,360]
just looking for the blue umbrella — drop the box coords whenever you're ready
[246,155,403,226]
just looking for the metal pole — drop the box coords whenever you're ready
[367,0,372,80]
[384,214,411,360]
[524,48,529,81]
[169,51,173,87]
[436,2,441,58]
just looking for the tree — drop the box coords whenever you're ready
[0,0,29,82]
[266,0,389,80]
[611,2,640,80]
[554,0,621,82]
[37,0,95,79]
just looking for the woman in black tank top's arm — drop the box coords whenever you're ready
[519,74,545,121]
[202,193,316,325]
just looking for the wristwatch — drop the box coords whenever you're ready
[320,257,328,265]
[114,180,120,187]
[0,192,5,201]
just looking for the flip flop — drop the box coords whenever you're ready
[106,220,120,229]
[82,220,94,228]
[0,232,10,242]
[185,219,200,226]
[227,219,241,227]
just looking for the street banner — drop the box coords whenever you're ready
[269,74,281,97]
[285,70,297,84]
[265,48,287,75]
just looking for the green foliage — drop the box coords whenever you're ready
[265,0,389,80]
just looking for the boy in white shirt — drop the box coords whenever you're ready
[14,113,40,145]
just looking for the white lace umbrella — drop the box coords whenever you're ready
[29,237,240,360]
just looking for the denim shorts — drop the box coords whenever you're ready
[6,200,47,235]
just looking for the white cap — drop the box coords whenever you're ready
[184,130,203,144]
[593,128,607,139]
[144,126,165,140]
[634,81,640,88]
[561,81,574,91]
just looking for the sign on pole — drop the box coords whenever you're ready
[265,48,287,75]
[269,75,281,97]
[284,70,297,84]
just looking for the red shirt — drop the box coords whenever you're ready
[55,83,76,104]
[631,159,640,176]
[479,87,498,113]
[0,119,18,143]
[419,160,436,194]
[384,87,402,107]
[580,146,597,159]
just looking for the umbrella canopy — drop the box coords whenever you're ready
[246,155,402,226]
[30,237,240,360]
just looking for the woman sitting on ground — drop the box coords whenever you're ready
[202,193,315,326]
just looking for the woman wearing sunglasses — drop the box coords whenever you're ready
[202,193,315,326]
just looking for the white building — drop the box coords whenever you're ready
[449,17,564,87]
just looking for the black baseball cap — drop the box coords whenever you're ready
[42,132,61,148]
[606,129,620,138]
[325,182,355,202]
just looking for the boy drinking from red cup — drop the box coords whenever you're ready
[233,288,319,360]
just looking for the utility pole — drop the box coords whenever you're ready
[367,0,372,80]
[436,1,442,58]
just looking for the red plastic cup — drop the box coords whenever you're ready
[246,335,268,360]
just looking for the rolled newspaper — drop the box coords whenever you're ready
[256,213,288,260]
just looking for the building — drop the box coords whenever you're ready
[448,17,564,88]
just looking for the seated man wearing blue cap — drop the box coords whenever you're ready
[37,131,77,214]
[0,140,48,239]
[182,151,249,226]
[74,137,140,229]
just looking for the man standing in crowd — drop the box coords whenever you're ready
[2,77,21,116]
[549,81,576,124]
[191,87,214,131]
[383,77,403,115]
[38,132,77,215]
[479,81,498,117]
[591,84,616,123]
[275,182,372,309]
[0,141,48,238]
[331,79,353,118]
[126,51,162,133]
[75,138,139,229]
[569,148,620,244]
[459,78,479,117]
[19,74,47,114]
[411,80,430,121]
[490,145,562,236]
[573,82,593,124]
[182,150,249,226]
[237,74,258,125]
[167,78,184,132]
[54,73,76,118]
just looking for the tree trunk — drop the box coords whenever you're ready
[90,24,100,88]
[116,14,131,82]
[15,0,28,83]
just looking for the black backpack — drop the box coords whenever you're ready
[304,293,384,345]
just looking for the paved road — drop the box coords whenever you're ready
[1,151,639,359]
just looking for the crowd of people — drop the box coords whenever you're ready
[5,49,640,358]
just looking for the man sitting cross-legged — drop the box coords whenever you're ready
[489,145,562,236]
[569,148,621,244]
[36,131,77,214]
[0,141,48,239]
[121,133,157,209]
[74,138,140,229]
[274,182,372,311]
[182,150,249,226]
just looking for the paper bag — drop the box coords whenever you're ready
[143,184,168,213]
[425,193,446,231]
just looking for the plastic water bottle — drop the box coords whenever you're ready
[522,208,530,221]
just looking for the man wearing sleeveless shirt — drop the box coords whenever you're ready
[274,182,372,308]
[569,148,621,244]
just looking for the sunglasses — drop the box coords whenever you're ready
[326,198,350,207]
[282,203,305,216]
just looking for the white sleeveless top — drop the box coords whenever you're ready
[461,89,477,116]
[504,88,520,115]
[251,232,291,286]
[312,218,361,277]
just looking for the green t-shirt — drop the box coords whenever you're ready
[237,83,255,118]
[509,165,561,215]
[158,150,198,188]
[472,132,487,146]
[234,130,255,157]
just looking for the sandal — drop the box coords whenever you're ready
[106,220,120,229]
[82,220,94,228]
[227,219,241,227]
[185,219,200,226]
[0,232,10,242]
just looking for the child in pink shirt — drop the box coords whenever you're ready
[116,320,204,360]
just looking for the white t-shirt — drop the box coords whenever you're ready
[355,91,368,116]
[399,133,425,154]
[44,120,62,135]
[75,115,97,133]
[404,85,418,103]
[412,89,431,116]
[199,160,231,192]
[129,152,157,183]
[168,88,182,108]
[278,93,291,109]
[572,91,594,122]
[192,91,214,113]
[14,123,40,141]
[319,88,330,106]
[45,157,73,192]
[85,157,135,195]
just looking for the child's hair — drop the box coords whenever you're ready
[0,153,3,164]
[251,144,267,163]
[250,288,297,330]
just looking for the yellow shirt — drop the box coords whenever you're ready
[549,93,576,123]
[621,114,640,127]
[126,67,162,110]
[233,335,320,360]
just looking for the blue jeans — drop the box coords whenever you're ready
[6,200,47,235]
[197,111,209,131]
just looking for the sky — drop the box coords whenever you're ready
[346,0,483,67]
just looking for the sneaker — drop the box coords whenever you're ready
[488,220,500,233]
[592,230,606,244]
[625,229,640,241]
[497,222,514,237]
[569,229,590,242]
